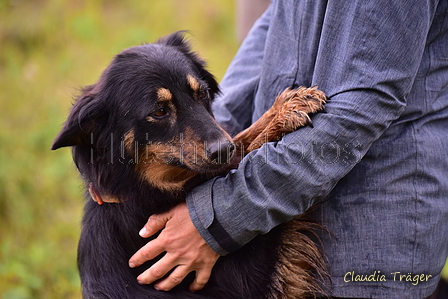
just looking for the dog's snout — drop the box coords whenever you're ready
[207,139,235,164]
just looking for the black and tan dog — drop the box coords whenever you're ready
[52,32,327,299]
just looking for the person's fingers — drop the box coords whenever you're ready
[189,267,213,292]
[139,214,169,238]
[136,253,177,286]
[129,238,165,268]
[130,203,219,290]
[153,265,192,291]
[142,256,216,291]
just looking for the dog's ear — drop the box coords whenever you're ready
[51,85,105,150]
[156,30,189,51]
[157,31,220,98]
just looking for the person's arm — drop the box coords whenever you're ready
[212,2,272,136]
[187,0,436,255]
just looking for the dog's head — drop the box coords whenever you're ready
[52,32,235,195]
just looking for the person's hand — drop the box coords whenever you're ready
[128,203,220,292]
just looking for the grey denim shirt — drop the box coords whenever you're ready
[186,0,448,298]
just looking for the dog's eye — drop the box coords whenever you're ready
[152,108,168,118]
[198,89,210,101]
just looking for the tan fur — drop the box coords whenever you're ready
[234,86,327,154]
[123,130,135,154]
[157,88,173,102]
[268,218,328,299]
[138,157,197,193]
[187,74,200,93]
[137,125,232,192]
[145,88,177,125]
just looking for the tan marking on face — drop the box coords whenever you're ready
[157,88,173,102]
[180,125,236,169]
[146,88,177,124]
[136,141,198,193]
[138,160,198,193]
[136,114,236,192]
[123,129,135,154]
[187,74,200,93]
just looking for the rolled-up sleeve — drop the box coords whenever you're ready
[187,0,440,255]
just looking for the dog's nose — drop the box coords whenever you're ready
[207,139,235,164]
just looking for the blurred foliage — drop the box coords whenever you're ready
[0,0,238,298]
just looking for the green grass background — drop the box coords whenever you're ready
[0,1,446,298]
[0,1,238,298]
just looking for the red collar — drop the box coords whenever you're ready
[88,183,120,205]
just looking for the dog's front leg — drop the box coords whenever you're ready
[233,86,327,155]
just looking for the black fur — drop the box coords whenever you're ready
[52,32,285,299]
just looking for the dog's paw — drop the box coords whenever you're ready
[245,87,327,153]
[274,86,327,132]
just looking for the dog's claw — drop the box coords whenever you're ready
[306,118,314,128]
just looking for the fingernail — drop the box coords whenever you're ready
[129,262,136,268]
[137,280,144,285]
[154,284,161,291]
[139,226,147,237]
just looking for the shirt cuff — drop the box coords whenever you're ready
[186,177,242,256]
